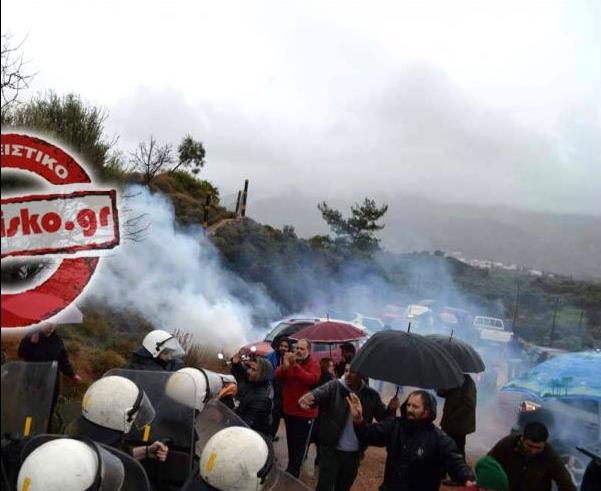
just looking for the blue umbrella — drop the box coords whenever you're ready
[501,350,601,439]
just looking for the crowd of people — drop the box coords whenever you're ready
[4,325,598,491]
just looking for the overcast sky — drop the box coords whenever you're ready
[2,0,600,215]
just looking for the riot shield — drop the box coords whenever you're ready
[104,368,197,490]
[192,400,311,491]
[1,362,58,490]
[1,361,58,438]
[100,444,151,491]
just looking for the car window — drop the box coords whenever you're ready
[264,322,291,342]
[561,399,598,414]
[265,322,314,342]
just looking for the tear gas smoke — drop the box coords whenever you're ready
[87,186,280,347]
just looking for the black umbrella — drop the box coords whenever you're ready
[427,334,486,373]
[350,331,464,389]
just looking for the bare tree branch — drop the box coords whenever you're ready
[129,135,173,183]
[1,33,34,113]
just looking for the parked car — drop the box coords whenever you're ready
[473,316,513,343]
[238,317,364,362]
[327,311,385,333]
[441,307,479,343]
[239,318,321,357]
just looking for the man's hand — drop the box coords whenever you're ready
[388,395,400,412]
[147,441,169,462]
[218,383,238,399]
[347,393,363,423]
[298,392,315,410]
[232,351,242,364]
[283,352,296,368]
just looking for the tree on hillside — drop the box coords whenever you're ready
[5,92,117,179]
[317,198,388,251]
[1,33,33,114]
[173,134,206,174]
[130,136,173,184]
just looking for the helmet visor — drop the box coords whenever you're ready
[128,390,156,430]
[159,337,185,358]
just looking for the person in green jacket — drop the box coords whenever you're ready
[488,422,576,491]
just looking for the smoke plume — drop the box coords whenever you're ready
[86,186,280,347]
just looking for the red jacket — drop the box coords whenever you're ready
[275,356,320,418]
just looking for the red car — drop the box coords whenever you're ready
[239,317,364,363]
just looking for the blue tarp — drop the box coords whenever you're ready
[501,350,601,401]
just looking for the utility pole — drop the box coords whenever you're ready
[549,298,560,347]
[512,279,520,331]
[235,190,242,217]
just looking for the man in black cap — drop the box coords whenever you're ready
[335,343,356,378]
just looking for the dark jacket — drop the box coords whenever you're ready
[18,332,75,378]
[124,346,184,372]
[275,356,320,418]
[356,394,474,491]
[231,360,273,436]
[437,374,477,435]
[265,350,282,384]
[488,434,576,491]
[581,459,601,491]
[311,379,393,451]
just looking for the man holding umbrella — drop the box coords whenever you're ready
[348,389,476,490]
[344,330,479,489]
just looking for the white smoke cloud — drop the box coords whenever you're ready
[86,186,280,347]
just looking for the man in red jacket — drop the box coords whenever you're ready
[275,338,320,478]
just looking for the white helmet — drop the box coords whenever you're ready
[17,438,124,491]
[82,376,155,434]
[199,427,273,491]
[142,330,184,358]
[166,368,237,411]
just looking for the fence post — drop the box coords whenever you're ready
[241,179,249,217]
[203,194,211,228]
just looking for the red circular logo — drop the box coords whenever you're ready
[1,133,119,328]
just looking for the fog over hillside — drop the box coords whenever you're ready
[250,192,601,280]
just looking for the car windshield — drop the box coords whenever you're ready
[362,318,383,331]
[264,322,314,342]
[328,311,356,322]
